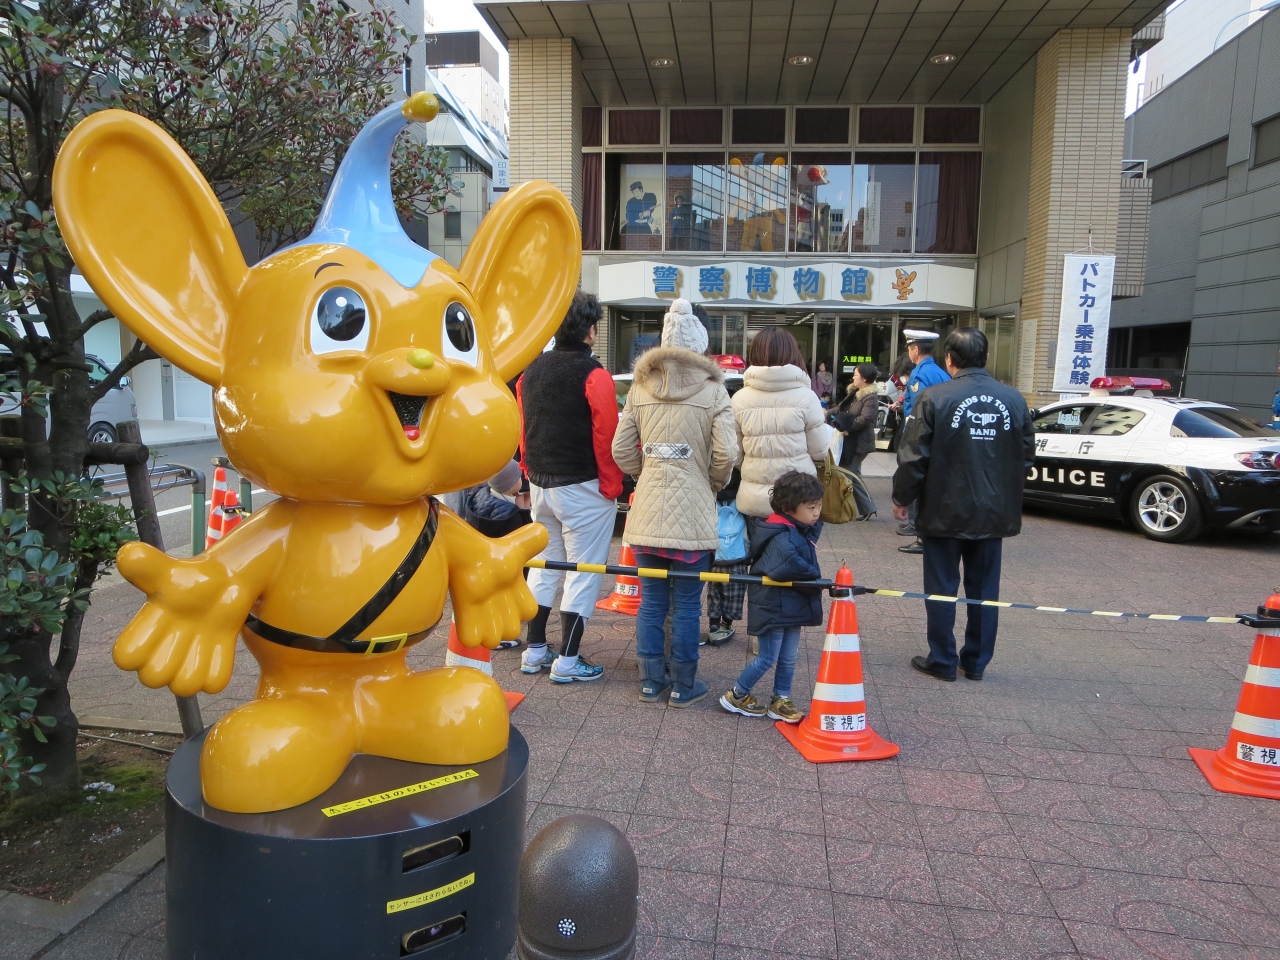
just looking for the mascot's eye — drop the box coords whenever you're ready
[310,286,369,354]
[441,301,478,366]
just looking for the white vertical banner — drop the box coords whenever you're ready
[863,181,881,247]
[1052,254,1115,393]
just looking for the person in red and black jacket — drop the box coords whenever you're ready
[515,291,623,683]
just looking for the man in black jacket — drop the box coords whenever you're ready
[891,328,1035,681]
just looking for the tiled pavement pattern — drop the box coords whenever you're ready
[29,475,1280,959]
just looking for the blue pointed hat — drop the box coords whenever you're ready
[291,93,441,288]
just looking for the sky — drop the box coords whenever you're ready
[423,0,510,90]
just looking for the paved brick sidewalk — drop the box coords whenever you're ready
[27,476,1280,959]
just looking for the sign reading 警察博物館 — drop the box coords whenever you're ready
[1052,255,1115,394]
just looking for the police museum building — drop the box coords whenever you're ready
[477,0,1165,401]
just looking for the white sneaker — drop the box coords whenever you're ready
[520,646,552,674]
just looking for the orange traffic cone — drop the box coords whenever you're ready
[1190,593,1280,800]
[205,466,229,548]
[220,489,243,539]
[778,565,899,763]
[444,623,524,712]
[596,540,642,615]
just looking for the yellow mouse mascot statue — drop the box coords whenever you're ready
[53,94,578,814]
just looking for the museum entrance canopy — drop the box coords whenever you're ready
[477,0,1166,106]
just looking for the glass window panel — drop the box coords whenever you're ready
[922,107,981,144]
[1032,404,1097,435]
[670,108,724,145]
[582,106,602,147]
[1086,407,1145,437]
[731,108,786,144]
[604,153,663,251]
[794,107,850,144]
[608,109,661,145]
[666,152,725,251]
[790,152,852,253]
[915,152,981,254]
[852,152,914,254]
[614,310,665,371]
[1211,139,1229,179]
[1254,115,1280,167]
[858,107,914,144]
[726,153,788,252]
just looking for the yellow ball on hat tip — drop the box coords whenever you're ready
[402,92,440,123]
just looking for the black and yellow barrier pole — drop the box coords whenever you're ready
[525,558,837,593]
[525,559,1247,625]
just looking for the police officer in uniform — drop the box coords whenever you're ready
[896,329,950,555]
[891,328,1035,681]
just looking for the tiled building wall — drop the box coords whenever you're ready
[976,58,1036,313]
[509,38,581,215]
[1114,177,1152,298]
[1019,28,1129,399]
[1116,15,1280,419]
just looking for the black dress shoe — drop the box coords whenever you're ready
[910,655,956,681]
[962,669,983,681]
[898,539,924,554]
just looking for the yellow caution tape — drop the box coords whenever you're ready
[321,769,478,818]
[387,872,475,914]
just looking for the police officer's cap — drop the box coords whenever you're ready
[903,329,940,345]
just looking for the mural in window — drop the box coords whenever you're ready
[852,152,914,254]
[604,153,663,251]
[726,153,788,252]
[790,152,851,253]
[666,153,725,251]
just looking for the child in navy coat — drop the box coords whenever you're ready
[720,470,826,724]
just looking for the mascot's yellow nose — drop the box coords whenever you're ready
[408,349,435,369]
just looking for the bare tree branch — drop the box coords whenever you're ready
[70,308,114,341]
[89,340,157,404]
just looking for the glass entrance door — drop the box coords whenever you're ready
[814,317,837,397]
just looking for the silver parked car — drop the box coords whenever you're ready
[0,354,138,441]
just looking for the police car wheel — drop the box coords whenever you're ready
[1128,474,1203,543]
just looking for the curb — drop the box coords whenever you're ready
[0,834,165,939]
[79,716,185,736]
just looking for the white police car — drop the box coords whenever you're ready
[1026,377,1280,543]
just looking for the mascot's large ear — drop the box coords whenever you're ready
[460,180,580,381]
[53,110,247,386]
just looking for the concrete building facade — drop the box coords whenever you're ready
[426,30,509,137]
[1112,12,1280,422]
[478,0,1166,404]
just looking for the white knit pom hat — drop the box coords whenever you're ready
[661,298,709,354]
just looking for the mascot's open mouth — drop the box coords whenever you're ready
[388,391,427,441]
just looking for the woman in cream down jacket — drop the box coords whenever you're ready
[732,328,828,520]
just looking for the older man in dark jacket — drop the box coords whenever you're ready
[891,328,1035,681]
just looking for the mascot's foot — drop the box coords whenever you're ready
[201,697,358,813]
[357,666,510,766]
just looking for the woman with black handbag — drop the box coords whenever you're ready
[829,363,880,521]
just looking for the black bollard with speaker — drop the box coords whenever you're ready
[166,727,528,960]
[517,814,639,960]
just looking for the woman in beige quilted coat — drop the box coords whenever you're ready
[612,298,737,707]
[732,328,828,520]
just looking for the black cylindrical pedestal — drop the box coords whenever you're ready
[166,728,528,960]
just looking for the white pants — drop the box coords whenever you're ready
[527,480,616,618]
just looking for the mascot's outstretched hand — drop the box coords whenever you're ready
[113,507,286,697]
[443,511,548,649]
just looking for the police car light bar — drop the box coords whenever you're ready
[1089,376,1172,396]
